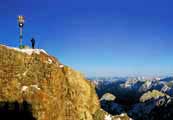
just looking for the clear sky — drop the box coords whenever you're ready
[0,0,173,77]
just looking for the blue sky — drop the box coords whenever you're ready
[0,0,173,77]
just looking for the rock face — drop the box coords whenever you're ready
[100,93,116,101]
[0,45,100,120]
[100,93,125,115]
[92,78,173,120]
[93,109,131,120]
[129,96,173,120]
[139,90,169,102]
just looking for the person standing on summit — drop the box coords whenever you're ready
[31,38,35,49]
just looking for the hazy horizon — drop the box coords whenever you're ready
[1,0,173,76]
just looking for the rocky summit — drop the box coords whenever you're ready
[0,44,101,120]
[0,45,132,120]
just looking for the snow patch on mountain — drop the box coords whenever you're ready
[2,44,48,55]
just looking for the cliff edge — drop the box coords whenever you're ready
[0,45,100,120]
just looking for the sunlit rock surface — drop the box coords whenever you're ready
[0,45,100,120]
[93,109,131,120]
[139,90,169,103]
[100,93,116,101]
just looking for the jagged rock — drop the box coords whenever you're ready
[100,93,116,101]
[0,45,100,120]
[129,96,173,120]
[93,109,132,120]
[100,93,125,115]
[138,80,152,92]
[92,78,173,120]
[139,90,169,102]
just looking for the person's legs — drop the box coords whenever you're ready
[32,43,34,49]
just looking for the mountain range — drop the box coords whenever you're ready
[91,76,173,120]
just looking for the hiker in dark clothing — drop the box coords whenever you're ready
[31,38,35,49]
